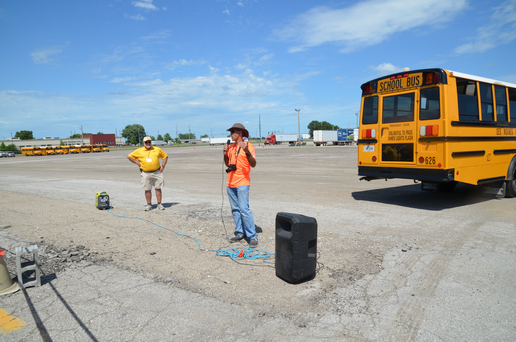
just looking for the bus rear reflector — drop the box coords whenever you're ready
[419,157,424,163]
[420,125,439,136]
[372,156,377,162]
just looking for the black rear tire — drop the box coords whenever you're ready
[505,160,516,198]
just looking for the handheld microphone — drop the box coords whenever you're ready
[227,139,230,146]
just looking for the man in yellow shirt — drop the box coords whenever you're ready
[127,136,169,211]
[223,123,258,247]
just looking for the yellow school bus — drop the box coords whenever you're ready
[44,146,55,155]
[21,147,34,156]
[33,147,46,156]
[102,143,110,152]
[80,145,92,153]
[92,144,102,153]
[358,68,516,197]
[69,145,81,154]
[61,146,70,154]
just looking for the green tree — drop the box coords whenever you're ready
[97,132,104,134]
[200,134,209,138]
[6,144,19,153]
[0,142,6,151]
[15,130,34,140]
[150,135,156,141]
[157,134,163,141]
[178,133,196,140]
[121,124,146,145]
[60,140,65,146]
[174,138,182,144]
[70,133,81,138]
[163,133,172,142]
[307,120,340,138]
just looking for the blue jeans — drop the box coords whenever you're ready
[227,186,257,240]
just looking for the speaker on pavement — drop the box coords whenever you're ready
[275,212,317,283]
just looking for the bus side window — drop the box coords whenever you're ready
[495,85,508,123]
[362,96,378,125]
[457,78,479,122]
[420,87,440,120]
[508,88,516,122]
[479,83,494,122]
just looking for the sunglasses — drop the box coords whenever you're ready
[230,130,241,134]
[144,141,151,144]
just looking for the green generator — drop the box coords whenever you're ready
[95,191,110,210]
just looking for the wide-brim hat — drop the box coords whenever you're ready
[143,136,152,142]
[227,123,249,138]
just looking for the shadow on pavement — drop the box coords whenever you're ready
[19,271,99,342]
[352,183,497,211]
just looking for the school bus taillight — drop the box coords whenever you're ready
[425,72,440,85]
[362,129,376,138]
[420,125,438,136]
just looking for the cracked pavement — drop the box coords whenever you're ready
[1,145,515,341]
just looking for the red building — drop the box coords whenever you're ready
[83,134,116,146]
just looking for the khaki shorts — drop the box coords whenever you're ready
[140,170,164,190]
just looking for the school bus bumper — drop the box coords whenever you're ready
[358,166,455,183]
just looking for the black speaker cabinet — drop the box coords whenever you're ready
[275,212,317,283]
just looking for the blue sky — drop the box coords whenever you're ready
[1,0,516,140]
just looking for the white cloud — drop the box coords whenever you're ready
[273,0,467,53]
[165,59,207,70]
[370,63,401,76]
[110,77,136,83]
[126,13,146,20]
[223,6,230,15]
[254,53,274,66]
[133,0,158,10]
[455,0,516,54]
[31,47,64,64]
[237,2,243,6]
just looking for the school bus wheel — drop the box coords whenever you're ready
[506,159,516,198]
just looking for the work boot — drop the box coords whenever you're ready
[229,233,244,243]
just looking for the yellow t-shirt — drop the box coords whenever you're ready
[128,146,168,172]
[225,142,256,188]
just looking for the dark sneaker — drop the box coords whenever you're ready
[249,238,258,248]
[229,234,244,243]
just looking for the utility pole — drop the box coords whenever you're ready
[295,109,300,147]
[355,112,359,128]
[81,125,84,145]
[259,114,262,143]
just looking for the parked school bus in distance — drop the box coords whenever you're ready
[21,147,34,156]
[358,68,516,197]
[102,144,110,152]
[80,145,92,153]
[70,145,81,154]
[92,144,102,153]
[44,146,55,155]
[32,147,46,156]
[62,146,70,154]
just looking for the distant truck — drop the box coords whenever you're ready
[313,129,354,146]
[265,134,299,145]
[209,137,234,146]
